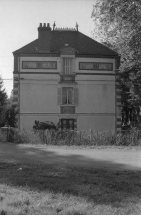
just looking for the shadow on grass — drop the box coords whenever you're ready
[0,143,141,206]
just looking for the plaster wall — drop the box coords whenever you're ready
[18,56,116,131]
[77,115,115,132]
[77,82,115,113]
[20,81,59,113]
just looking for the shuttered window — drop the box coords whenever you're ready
[57,88,62,105]
[57,87,78,105]
[62,87,73,104]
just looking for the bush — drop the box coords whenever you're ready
[12,129,42,144]
[8,127,141,146]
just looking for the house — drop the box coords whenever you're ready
[12,23,121,132]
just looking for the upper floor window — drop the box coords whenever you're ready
[62,87,73,104]
[63,58,72,75]
[58,87,78,106]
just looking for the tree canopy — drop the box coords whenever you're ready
[0,76,8,126]
[92,0,141,70]
[92,0,141,129]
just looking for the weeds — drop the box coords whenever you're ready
[3,127,141,146]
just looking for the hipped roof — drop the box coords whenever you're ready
[13,30,118,56]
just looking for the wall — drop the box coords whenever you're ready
[16,56,116,132]
[75,57,116,132]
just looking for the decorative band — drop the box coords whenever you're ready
[76,73,115,76]
[14,71,60,75]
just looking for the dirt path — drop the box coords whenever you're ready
[0,142,141,170]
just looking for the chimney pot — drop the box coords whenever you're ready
[47,23,50,28]
[39,23,42,27]
[44,23,46,27]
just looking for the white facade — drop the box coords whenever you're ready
[13,24,121,132]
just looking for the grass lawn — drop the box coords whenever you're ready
[0,145,141,215]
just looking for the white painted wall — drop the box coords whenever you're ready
[77,115,115,132]
[18,56,116,132]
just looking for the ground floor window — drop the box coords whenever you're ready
[61,119,74,130]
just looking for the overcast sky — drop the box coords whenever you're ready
[0,0,95,96]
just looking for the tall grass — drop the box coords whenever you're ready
[7,127,141,146]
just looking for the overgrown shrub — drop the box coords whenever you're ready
[9,127,141,146]
[11,129,42,144]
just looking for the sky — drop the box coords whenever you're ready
[0,0,95,96]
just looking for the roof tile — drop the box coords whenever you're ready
[13,30,117,56]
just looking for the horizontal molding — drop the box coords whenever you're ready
[14,53,60,57]
[13,71,116,76]
[76,73,115,76]
[14,71,60,75]
[19,113,116,116]
[76,54,118,59]
[13,53,118,58]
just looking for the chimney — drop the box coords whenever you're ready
[38,23,51,52]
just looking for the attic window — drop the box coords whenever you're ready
[63,58,72,74]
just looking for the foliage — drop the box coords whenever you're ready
[92,0,141,69]
[12,129,42,144]
[0,77,8,127]
[4,105,18,127]
[92,0,141,128]
[10,128,141,146]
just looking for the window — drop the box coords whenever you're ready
[61,119,74,130]
[57,87,78,105]
[63,58,72,74]
[62,87,73,104]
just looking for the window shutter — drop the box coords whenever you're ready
[72,59,75,74]
[57,88,62,105]
[60,58,63,74]
[73,88,79,105]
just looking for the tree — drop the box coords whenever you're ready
[0,76,8,127]
[92,0,141,129]
[4,90,18,127]
[92,0,141,70]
